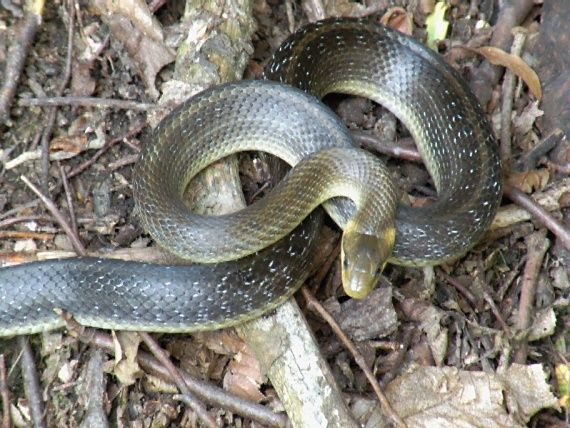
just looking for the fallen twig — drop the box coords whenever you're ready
[139,332,218,428]
[0,0,44,119]
[17,96,157,111]
[0,355,11,428]
[66,121,145,179]
[17,337,45,428]
[514,229,550,364]
[438,270,479,311]
[301,286,407,428]
[58,163,79,236]
[500,28,528,169]
[503,184,570,250]
[59,313,287,427]
[20,175,86,255]
[38,0,75,195]
[352,131,421,162]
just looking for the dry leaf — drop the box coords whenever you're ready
[512,101,543,135]
[10,403,29,427]
[194,330,248,355]
[223,350,265,402]
[419,0,436,15]
[57,360,79,384]
[330,0,366,17]
[400,298,448,366]
[70,62,97,97]
[385,364,558,427]
[112,331,143,386]
[380,7,413,35]
[475,46,542,99]
[500,364,560,421]
[50,135,89,154]
[527,307,556,341]
[507,168,550,193]
[324,287,398,341]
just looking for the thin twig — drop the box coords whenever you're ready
[0,355,11,428]
[351,131,421,163]
[20,175,86,255]
[500,28,528,170]
[0,230,54,240]
[0,215,53,229]
[67,121,145,179]
[58,163,79,234]
[0,0,44,118]
[496,257,526,302]
[138,332,218,428]
[482,291,510,331]
[60,313,287,427]
[438,270,479,310]
[17,337,45,428]
[503,184,570,250]
[38,0,76,195]
[300,286,407,428]
[18,96,158,111]
[514,229,550,364]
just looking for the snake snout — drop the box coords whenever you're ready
[340,225,396,299]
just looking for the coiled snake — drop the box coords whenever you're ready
[0,18,502,336]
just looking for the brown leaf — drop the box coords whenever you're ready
[380,7,414,35]
[112,331,143,386]
[475,46,542,100]
[50,135,89,154]
[384,364,557,426]
[323,287,398,341]
[70,62,97,97]
[512,101,543,136]
[195,330,248,355]
[507,168,550,193]
[419,0,436,15]
[223,350,265,402]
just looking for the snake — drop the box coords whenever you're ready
[0,18,502,337]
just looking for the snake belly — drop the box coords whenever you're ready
[0,18,502,336]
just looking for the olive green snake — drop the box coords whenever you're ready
[0,18,502,336]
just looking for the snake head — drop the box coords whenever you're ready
[340,225,396,299]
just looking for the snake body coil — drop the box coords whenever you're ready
[0,18,502,336]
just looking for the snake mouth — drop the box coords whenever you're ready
[340,225,396,299]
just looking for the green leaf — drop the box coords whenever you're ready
[425,1,450,50]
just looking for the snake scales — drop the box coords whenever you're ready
[0,18,502,336]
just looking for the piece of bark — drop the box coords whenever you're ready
[535,0,570,137]
[235,302,359,428]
